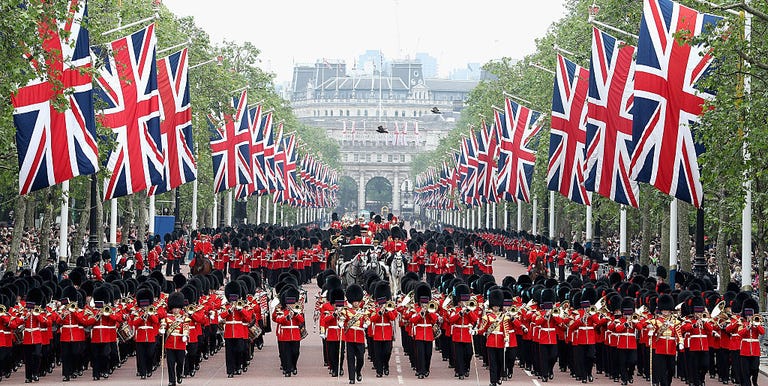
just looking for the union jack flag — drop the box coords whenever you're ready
[274,133,298,204]
[547,54,590,206]
[496,98,542,203]
[149,48,196,196]
[94,23,163,200]
[585,28,639,208]
[460,133,479,205]
[235,104,262,200]
[630,0,721,208]
[12,0,97,195]
[476,121,499,203]
[268,121,282,194]
[209,89,251,194]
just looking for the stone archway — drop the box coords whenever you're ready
[364,176,392,213]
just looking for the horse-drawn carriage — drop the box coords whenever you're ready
[335,244,389,287]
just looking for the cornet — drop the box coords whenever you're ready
[425,300,439,314]
[234,300,246,310]
[752,314,763,326]
[384,300,396,312]
[32,305,43,316]
[466,298,479,312]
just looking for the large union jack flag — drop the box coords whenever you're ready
[255,110,274,195]
[94,23,163,200]
[496,98,542,203]
[585,28,639,208]
[149,48,196,196]
[476,121,499,203]
[12,0,97,195]
[548,54,591,206]
[235,104,262,200]
[630,0,721,208]
[209,89,251,194]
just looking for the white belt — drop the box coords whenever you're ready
[579,327,594,330]
[689,334,707,338]
[225,321,244,325]
[617,333,635,336]
[170,333,185,337]
[281,326,299,329]
[62,324,81,329]
[24,328,40,331]
[540,328,555,331]
[327,326,340,330]
[374,323,390,327]
[138,326,154,329]
[658,337,676,340]
[742,339,759,342]
[489,331,505,335]
[350,327,365,331]
[0,331,10,335]
[416,324,432,328]
[453,324,472,328]
[93,326,116,329]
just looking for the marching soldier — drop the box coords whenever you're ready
[410,283,438,379]
[340,284,367,384]
[649,294,678,386]
[447,283,479,380]
[159,292,189,386]
[18,288,49,383]
[82,285,121,381]
[272,285,304,377]
[130,287,160,379]
[736,297,763,386]
[55,287,87,382]
[680,296,712,386]
[220,281,250,378]
[320,287,346,377]
[369,282,396,378]
[477,288,509,386]
[609,297,639,386]
[533,288,561,382]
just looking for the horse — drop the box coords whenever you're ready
[190,252,213,276]
[529,255,547,282]
[339,252,367,287]
[387,252,406,295]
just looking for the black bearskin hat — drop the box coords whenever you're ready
[173,274,187,290]
[414,282,431,304]
[742,298,759,318]
[224,281,242,302]
[328,287,345,305]
[136,288,154,308]
[167,292,185,310]
[656,265,667,280]
[280,286,300,307]
[621,297,635,315]
[92,285,111,303]
[489,288,504,308]
[374,282,392,303]
[658,294,675,311]
[346,284,364,303]
[453,284,471,304]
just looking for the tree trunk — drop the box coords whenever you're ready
[37,187,55,273]
[660,202,670,270]
[640,194,650,265]
[716,196,732,294]
[678,201,692,272]
[9,195,29,273]
[71,187,91,263]
[25,194,37,230]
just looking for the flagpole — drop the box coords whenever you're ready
[517,201,522,233]
[485,203,490,229]
[264,195,270,224]
[741,6,753,288]
[273,198,277,224]
[212,193,218,227]
[620,205,627,260]
[503,203,508,230]
[110,198,118,251]
[59,181,70,263]
[586,199,593,249]
[191,177,198,230]
[492,202,496,229]
[225,191,233,226]
[549,191,555,241]
[148,195,156,235]
[532,197,538,235]
[280,205,284,225]
[669,199,678,287]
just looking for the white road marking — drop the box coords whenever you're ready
[532,379,542,386]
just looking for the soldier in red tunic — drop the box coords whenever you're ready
[272,285,305,378]
[736,298,764,386]
[410,283,438,379]
[219,281,249,378]
[159,292,189,386]
[319,287,345,377]
[446,284,480,380]
[340,284,368,384]
[649,294,678,386]
[82,285,122,380]
[130,288,159,380]
[369,282,397,378]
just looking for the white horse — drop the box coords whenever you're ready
[388,252,406,295]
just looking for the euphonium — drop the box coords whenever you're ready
[426,300,439,313]
[588,305,597,314]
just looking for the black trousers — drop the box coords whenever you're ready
[731,350,741,383]
[165,348,185,385]
[717,348,731,381]
[617,348,637,383]
[573,344,595,380]
[327,340,345,375]
[414,340,432,376]
[686,350,708,386]
[538,343,558,378]
[135,342,155,376]
[165,260,174,276]
[487,347,504,384]
[90,342,110,377]
[454,341,472,376]
[739,355,759,386]
[184,342,198,375]
[372,340,392,374]
[278,340,300,373]
[0,347,10,376]
[225,338,243,375]
[505,346,517,377]
[346,342,365,380]
[653,353,676,386]
[23,344,42,380]
[61,341,84,377]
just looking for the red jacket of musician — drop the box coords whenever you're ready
[342,306,368,344]
[737,322,765,356]
[569,309,602,345]
[272,306,304,342]
[148,247,160,269]
[162,313,190,351]
[369,307,398,341]
[447,307,480,343]
[82,306,122,343]
[220,306,252,340]
[680,317,713,351]
[477,310,511,348]
[533,311,562,345]
[409,306,439,341]
[14,308,48,345]
[165,243,175,261]
[135,252,145,271]
[187,308,208,343]
[609,316,638,349]
[130,310,160,343]
[319,303,343,342]
[54,309,87,342]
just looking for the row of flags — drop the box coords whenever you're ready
[415,0,720,211]
[11,0,337,209]
[340,120,421,144]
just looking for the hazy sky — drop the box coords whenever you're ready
[162,0,568,84]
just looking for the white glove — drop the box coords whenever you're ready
[363,322,370,329]
[713,332,720,338]
[159,329,166,335]
[469,328,477,336]
[319,334,327,339]
[678,343,684,350]
[182,335,188,342]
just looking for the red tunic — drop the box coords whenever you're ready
[272,307,305,342]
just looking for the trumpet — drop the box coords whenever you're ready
[234,300,246,310]
[147,305,157,315]
[0,305,6,315]
[101,305,113,317]
[67,302,79,313]
[753,314,763,325]
[32,305,44,316]
[384,300,396,312]
[425,300,439,314]
[466,298,479,312]
[289,302,303,314]
[186,304,203,314]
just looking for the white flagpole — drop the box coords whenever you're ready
[492,202,496,229]
[586,200,593,245]
[110,199,118,246]
[273,199,277,224]
[620,205,627,260]
[191,178,198,230]
[226,191,233,226]
[742,7,753,289]
[517,200,523,232]
[265,195,270,224]
[504,203,509,230]
[549,191,555,240]
[532,197,538,235]
[477,205,482,229]
[257,195,262,225]
[485,203,490,229]
[280,205,284,225]
[670,199,679,285]
[212,193,218,227]
[148,195,156,235]
[59,181,70,261]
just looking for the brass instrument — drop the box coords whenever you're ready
[0,304,6,315]
[710,301,726,319]
[384,300,396,312]
[753,314,763,325]
[32,305,43,316]
[551,307,561,317]
[235,300,246,310]
[507,305,519,317]
[147,305,157,315]
[466,298,479,312]
[290,301,303,314]
[631,313,641,322]
[101,305,113,317]
[186,304,203,314]
[425,300,439,314]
